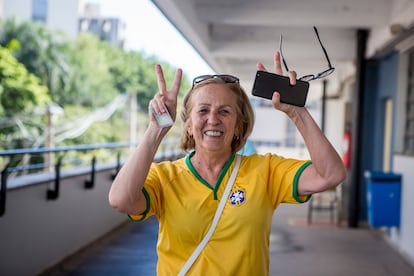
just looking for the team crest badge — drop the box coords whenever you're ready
[229,186,246,206]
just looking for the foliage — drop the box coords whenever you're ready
[0,18,72,105]
[0,45,50,114]
[0,45,50,148]
[58,105,127,145]
[65,34,118,107]
[103,43,190,111]
[0,18,191,150]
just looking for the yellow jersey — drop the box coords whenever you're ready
[130,152,311,275]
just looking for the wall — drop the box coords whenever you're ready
[377,52,399,169]
[388,30,414,265]
[48,0,79,38]
[250,105,285,143]
[378,25,414,265]
[3,0,31,20]
[2,0,79,38]
[0,167,128,276]
[392,155,414,265]
[367,0,414,59]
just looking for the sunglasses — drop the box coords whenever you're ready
[280,26,335,82]
[192,74,239,88]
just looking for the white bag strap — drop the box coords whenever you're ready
[178,154,242,276]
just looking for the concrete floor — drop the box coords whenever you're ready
[269,204,414,276]
[46,202,414,276]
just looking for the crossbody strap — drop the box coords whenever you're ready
[178,154,242,276]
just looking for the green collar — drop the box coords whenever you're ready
[185,152,236,200]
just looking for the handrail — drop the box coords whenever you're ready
[0,140,184,216]
[111,152,122,180]
[47,156,63,200]
[0,142,132,157]
[0,163,8,216]
[84,156,96,189]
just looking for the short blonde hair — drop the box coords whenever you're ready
[179,78,255,153]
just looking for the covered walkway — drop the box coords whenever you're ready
[46,202,414,276]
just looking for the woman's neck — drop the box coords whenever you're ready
[190,151,233,186]
[191,151,231,170]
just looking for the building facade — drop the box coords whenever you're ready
[1,0,79,38]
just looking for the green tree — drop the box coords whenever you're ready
[0,18,72,105]
[66,33,117,107]
[0,18,191,148]
[0,45,49,115]
[106,46,190,111]
[0,45,50,148]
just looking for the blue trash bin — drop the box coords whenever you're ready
[365,171,402,227]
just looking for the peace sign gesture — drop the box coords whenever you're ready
[149,64,183,129]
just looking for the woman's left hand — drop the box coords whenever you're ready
[257,51,346,195]
[257,52,300,115]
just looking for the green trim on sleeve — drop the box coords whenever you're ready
[292,161,313,203]
[128,187,151,222]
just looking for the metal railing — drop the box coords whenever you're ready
[0,140,184,217]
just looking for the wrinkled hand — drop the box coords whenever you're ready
[257,52,301,115]
[148,64,182,128]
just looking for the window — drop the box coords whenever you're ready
[32,0,48,22]
[404,50,414,155]
[285,120,296,147]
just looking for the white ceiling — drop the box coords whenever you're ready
[151,0,399,90]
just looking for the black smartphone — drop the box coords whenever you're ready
[252,70,310,107]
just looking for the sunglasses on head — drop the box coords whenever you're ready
[192,74,239,88]
[280,26,335,82]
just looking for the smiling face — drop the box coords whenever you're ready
[180,77,255,154]
[187,83,239,155]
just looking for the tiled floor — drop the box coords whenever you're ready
[47,217,158,276]
[47,203,414,276]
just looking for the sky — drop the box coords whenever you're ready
[88,0,215,80]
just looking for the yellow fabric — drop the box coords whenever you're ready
[130,153,311,275]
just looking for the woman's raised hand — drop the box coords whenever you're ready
[257,52,300,114]
[149,64,183,128]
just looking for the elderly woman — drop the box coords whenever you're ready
[109,52,346,275]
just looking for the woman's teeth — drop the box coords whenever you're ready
[205,130,222,137]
